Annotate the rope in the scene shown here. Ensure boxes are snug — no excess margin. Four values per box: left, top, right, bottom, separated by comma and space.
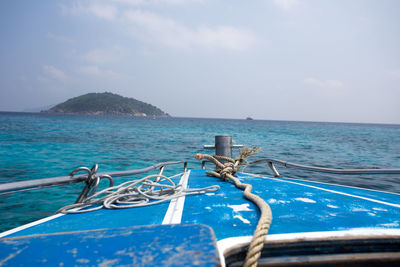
57, 172, 220, 214
195, 153, 272, 267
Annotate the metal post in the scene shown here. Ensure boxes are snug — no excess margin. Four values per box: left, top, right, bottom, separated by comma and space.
215, 135, 232, 159
268, 161, 281, 177
203, 135, 243, 166
155, 166, 165, 182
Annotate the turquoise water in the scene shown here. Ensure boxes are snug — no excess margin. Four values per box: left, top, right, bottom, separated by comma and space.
0, 112, 399, 232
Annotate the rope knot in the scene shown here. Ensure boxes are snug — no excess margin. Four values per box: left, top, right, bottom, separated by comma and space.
219, 164, 234, 181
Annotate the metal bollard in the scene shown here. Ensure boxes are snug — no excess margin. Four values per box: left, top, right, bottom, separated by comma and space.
215, 135, 233, 159
204, 135, 243, 164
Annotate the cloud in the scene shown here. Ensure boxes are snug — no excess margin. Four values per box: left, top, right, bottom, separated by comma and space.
61, 1, 118, 20
61, 0, 201, 20
273, 0, 298, 10
124, 10, 257, 50
303, 77, 343, 88
61, 1, 257, 51
42, 65, 69, 82
84, 47, 124, 64
78, 65, 132, 80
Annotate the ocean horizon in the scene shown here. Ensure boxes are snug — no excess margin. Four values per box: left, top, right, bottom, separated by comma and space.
1, 110, 399, 126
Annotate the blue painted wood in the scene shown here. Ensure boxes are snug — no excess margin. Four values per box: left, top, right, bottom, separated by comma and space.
0, 224, 220, 266
4, 170, 400, 241
281, 176, 400, 202
6, 200, 171, 238
181, 170, 400, 239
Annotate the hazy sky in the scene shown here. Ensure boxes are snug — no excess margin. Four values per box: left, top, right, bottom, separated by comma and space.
0, 0, 399, 123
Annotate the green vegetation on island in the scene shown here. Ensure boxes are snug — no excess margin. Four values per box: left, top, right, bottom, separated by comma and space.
42, 92, 169, 117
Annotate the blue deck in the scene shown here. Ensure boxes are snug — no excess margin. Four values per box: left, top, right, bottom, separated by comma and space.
184, 170, 400, 239
2, 169, 400, 240
0, 224, 220, 266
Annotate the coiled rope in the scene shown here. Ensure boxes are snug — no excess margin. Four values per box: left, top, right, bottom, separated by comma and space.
195, 153, 272, 267
57, 172, 220, 214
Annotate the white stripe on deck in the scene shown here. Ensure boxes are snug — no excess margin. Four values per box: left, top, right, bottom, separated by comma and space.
162, 170, 190, 225
242, 172, 400, 196
0, 213, 65, 238
270, 177, 400, 208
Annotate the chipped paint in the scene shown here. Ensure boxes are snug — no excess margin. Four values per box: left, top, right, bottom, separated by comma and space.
211, 204, 225, 208
0, 246, 26, 265
373, 207, 388, 211
380, 222, 399, 227
351, 207, 369, 212
269, 199, 290, 204
0, 224, 220, 266
67, 248, 78, 257
279, 214, 295, 219
271, 176, 400, 208
268, 198, 277, 204
327, 204, 339, 209
233, 215, 250, 224
295, 198, 316, 203
221, 214, 230, 220
227, 204, 252, 212
98, 259, 119, 267
76, 258, 90, 263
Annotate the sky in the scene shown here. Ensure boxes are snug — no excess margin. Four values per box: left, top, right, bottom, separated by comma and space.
0, 0, 399, 124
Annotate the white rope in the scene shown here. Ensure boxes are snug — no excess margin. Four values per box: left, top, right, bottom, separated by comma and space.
57, 172, 220, 214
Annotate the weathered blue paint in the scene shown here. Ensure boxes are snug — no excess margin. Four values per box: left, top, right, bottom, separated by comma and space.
0, 224, 220, 266
280, 176, 400, 203
5, 201, 171, 238
3, 170, 400, 241
181, 170, 400, 239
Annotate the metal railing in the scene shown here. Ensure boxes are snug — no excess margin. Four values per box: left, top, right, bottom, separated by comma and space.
0, 161, 186, 195
246, 158, 400, 177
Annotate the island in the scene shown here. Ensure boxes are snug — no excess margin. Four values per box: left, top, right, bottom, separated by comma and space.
41, 92, 169, 117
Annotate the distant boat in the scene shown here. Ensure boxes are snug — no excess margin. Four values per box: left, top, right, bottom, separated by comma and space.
246, 117, 253, 120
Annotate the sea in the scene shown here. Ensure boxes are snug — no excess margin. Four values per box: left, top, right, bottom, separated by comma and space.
0, 112, 399, 233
